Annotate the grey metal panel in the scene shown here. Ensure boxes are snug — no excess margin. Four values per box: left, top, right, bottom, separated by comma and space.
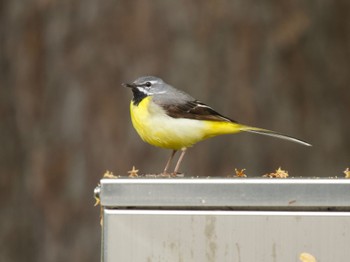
102, 210, 350, 262
99, 178, 350, 210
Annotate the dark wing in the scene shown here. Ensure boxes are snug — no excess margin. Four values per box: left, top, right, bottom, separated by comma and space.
161, 100, 237, 123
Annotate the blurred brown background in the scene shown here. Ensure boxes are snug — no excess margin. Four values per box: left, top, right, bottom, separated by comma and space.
1, 1, 349, 261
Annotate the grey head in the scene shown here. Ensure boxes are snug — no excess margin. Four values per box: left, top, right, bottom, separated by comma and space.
123, 76, 194, 105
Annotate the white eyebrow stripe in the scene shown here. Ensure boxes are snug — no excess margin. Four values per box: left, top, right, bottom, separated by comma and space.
146, 80, 159, 85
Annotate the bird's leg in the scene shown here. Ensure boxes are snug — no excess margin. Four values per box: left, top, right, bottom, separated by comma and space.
163, 150, 177, 175
173, 148, 187, 176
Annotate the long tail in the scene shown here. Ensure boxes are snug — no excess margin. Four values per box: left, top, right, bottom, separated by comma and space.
240, 126, 311, 146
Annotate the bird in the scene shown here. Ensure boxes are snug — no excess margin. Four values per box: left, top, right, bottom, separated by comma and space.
123, 76, 311, 175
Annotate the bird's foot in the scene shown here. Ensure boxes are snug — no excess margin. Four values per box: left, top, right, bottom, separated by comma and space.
159, 172, 185, 178
159, 172, 172, 177
171, 172, 185, 178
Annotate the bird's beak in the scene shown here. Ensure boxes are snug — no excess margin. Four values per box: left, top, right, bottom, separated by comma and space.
122, 82, 137, 88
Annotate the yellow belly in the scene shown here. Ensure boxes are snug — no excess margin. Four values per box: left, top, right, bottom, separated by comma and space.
130, 96, 243, 150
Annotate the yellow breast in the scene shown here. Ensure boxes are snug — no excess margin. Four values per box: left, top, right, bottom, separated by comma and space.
130, 96, 243, 150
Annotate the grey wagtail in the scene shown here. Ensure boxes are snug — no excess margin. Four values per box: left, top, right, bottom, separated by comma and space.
123, 76, 311, 175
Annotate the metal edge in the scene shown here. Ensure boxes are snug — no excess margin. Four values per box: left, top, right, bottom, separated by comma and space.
99, 178, 350, 210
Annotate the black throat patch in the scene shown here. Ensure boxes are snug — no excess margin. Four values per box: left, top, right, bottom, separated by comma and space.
132, 88, 147, 106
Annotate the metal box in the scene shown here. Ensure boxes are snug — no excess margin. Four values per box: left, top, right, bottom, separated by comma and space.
97, 178, 350, 261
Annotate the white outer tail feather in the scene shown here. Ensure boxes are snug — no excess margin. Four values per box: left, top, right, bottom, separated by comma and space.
243, 128, 311, 147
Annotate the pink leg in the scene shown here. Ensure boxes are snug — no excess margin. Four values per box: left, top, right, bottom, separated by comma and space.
163, 150, 177, 175
173, 148, 187, 175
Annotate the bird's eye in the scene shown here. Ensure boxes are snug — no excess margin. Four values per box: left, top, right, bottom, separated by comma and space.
145, 82, 152, 87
